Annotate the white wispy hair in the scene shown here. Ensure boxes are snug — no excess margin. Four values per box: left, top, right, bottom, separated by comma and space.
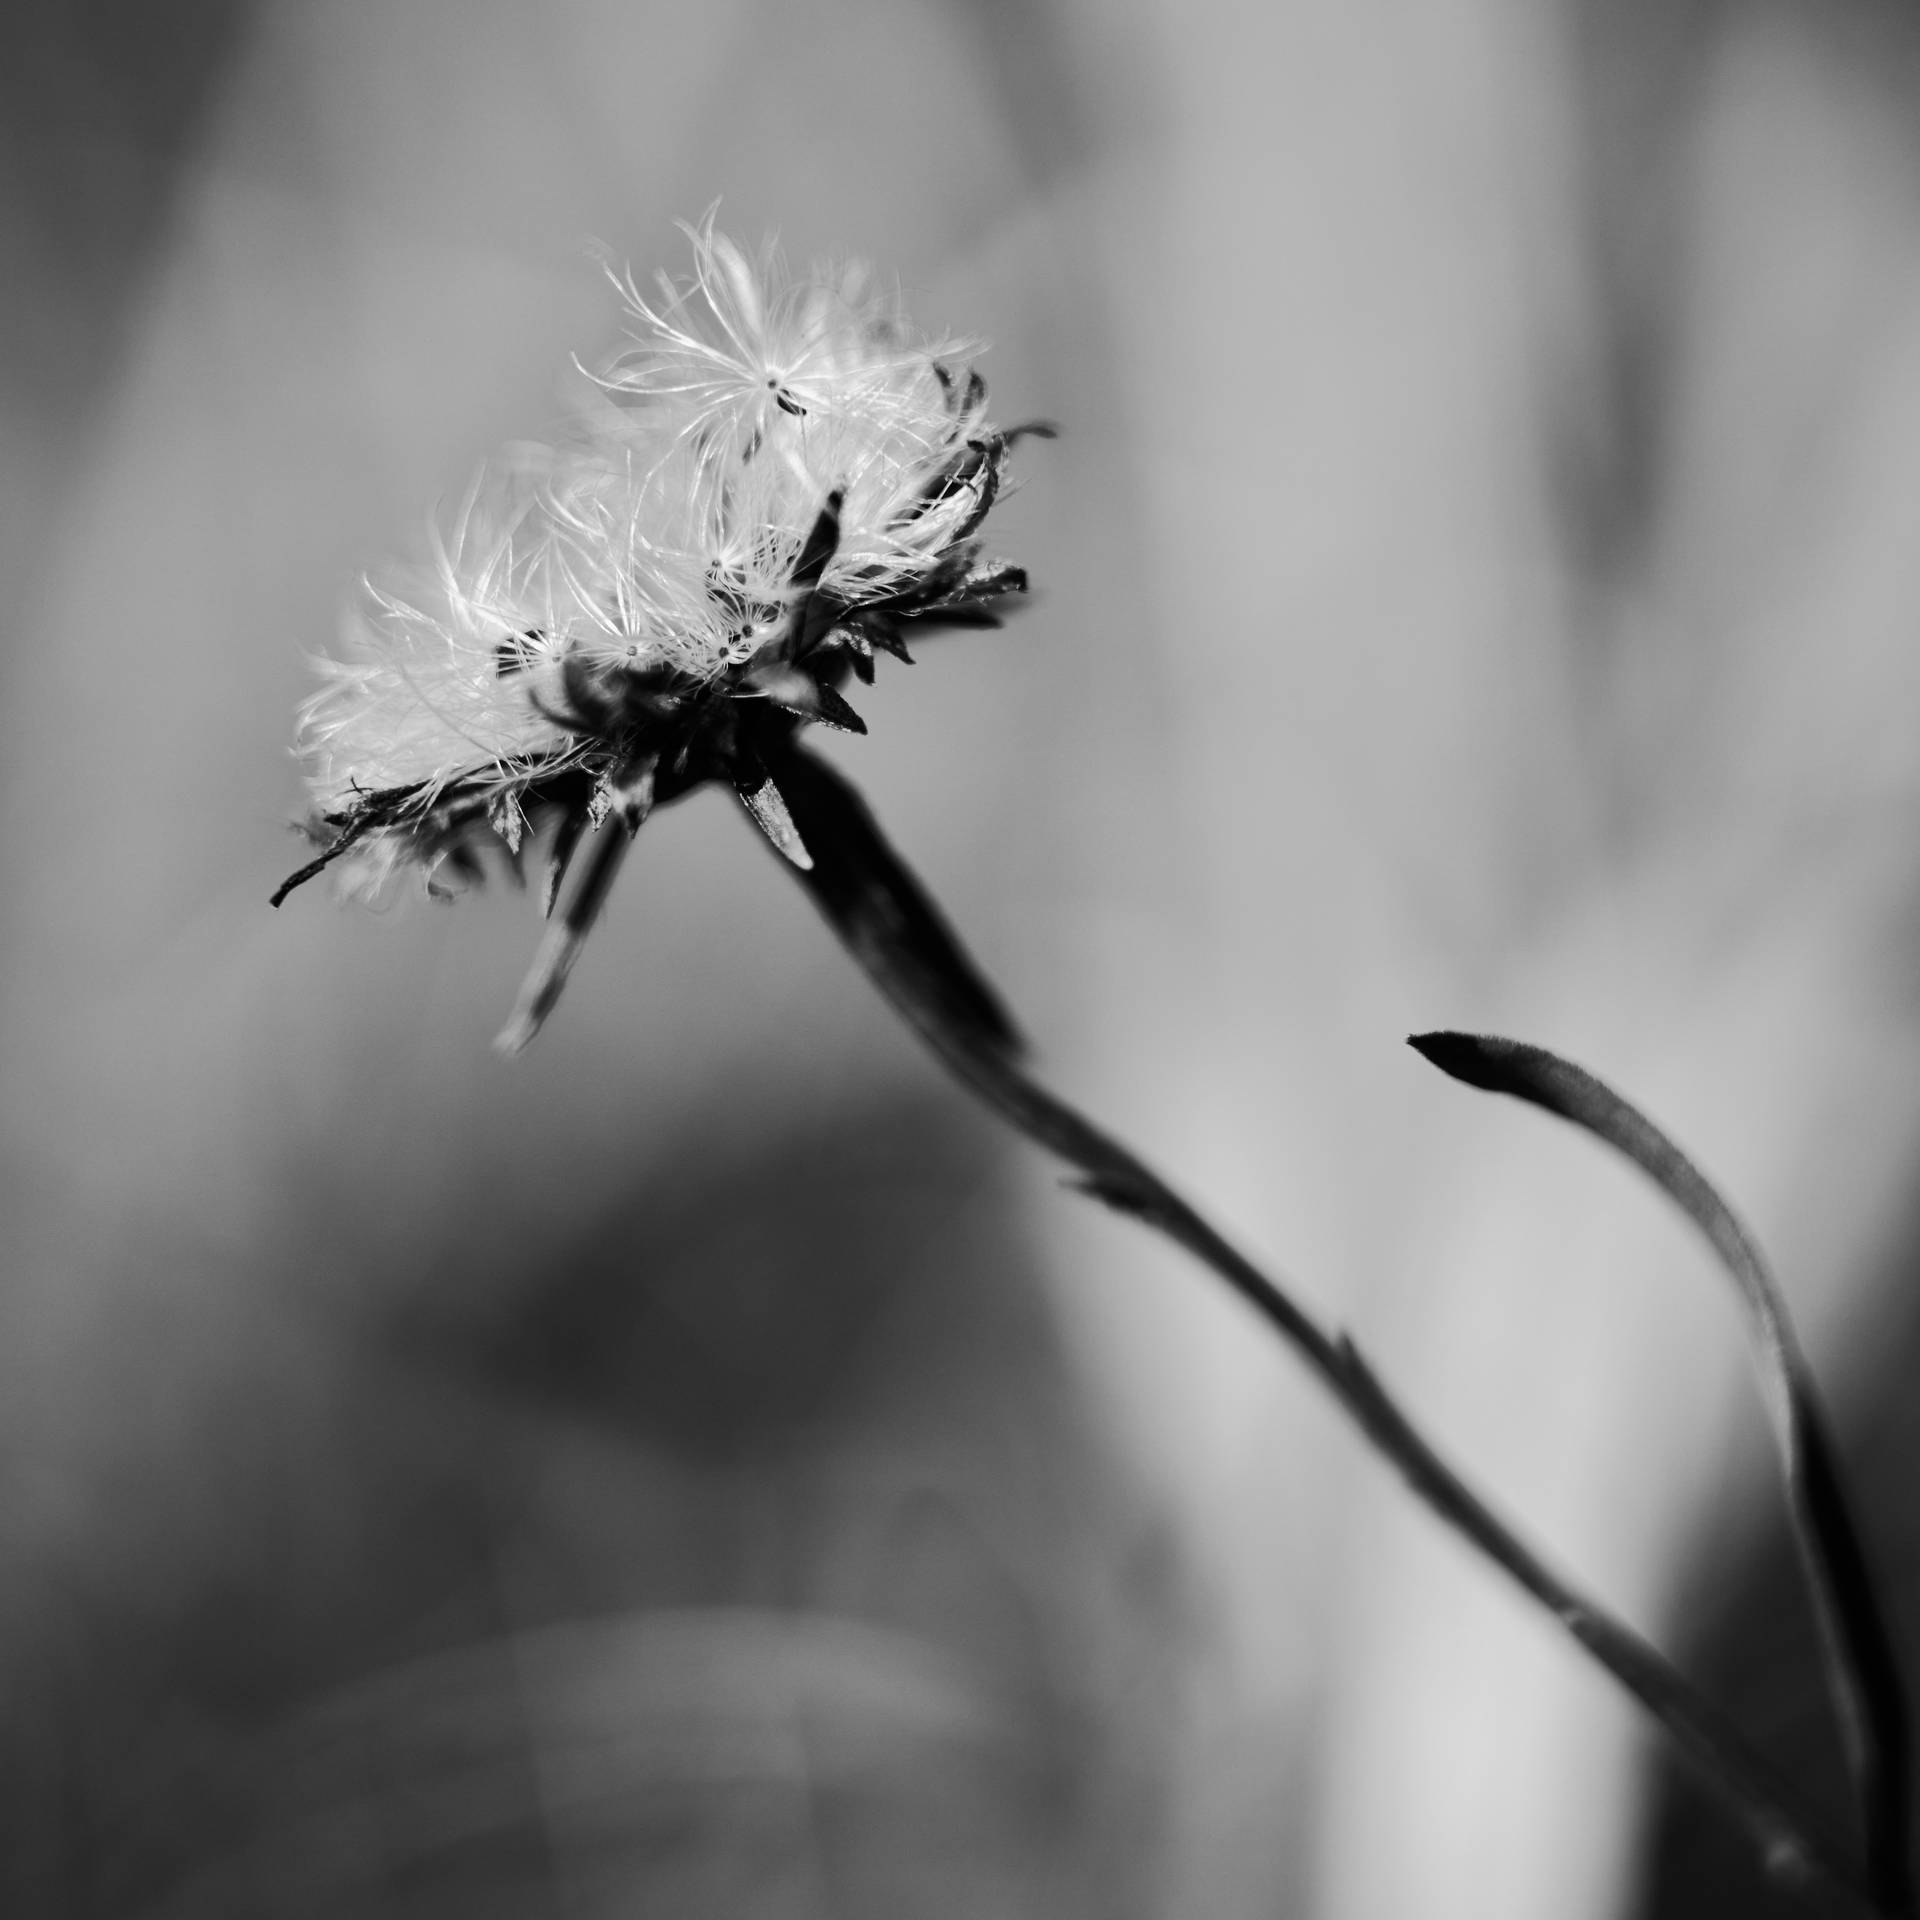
296, 216, 994, 828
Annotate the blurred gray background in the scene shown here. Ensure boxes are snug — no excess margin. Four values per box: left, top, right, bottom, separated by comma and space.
7, 1, 1920, 1914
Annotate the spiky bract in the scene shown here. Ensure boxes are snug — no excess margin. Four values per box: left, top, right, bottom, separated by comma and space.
277, 217, 1046, 1042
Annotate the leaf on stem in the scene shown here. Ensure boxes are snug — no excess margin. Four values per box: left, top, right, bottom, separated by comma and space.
1408, 1029, 1912, 1912
493, 809, 640, 1054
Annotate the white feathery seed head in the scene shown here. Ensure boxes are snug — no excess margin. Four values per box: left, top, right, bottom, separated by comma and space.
279, 212, 1046, 1041
298, 217, 995, 820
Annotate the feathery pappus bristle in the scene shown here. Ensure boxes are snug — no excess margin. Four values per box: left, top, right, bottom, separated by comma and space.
278, 210, 1047, 1044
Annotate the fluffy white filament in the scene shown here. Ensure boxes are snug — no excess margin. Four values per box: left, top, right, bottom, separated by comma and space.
298, 217, 990, 816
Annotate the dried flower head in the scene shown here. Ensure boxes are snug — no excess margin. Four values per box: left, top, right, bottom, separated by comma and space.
276, 216, 1049, 1050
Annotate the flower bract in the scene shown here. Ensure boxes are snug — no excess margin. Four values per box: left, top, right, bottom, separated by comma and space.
276, 216, 1047, 1048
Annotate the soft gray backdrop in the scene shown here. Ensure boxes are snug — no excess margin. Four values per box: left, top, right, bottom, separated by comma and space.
7, 3, 1920, 1915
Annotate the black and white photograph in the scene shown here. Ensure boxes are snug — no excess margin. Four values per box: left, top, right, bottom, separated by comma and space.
7, 3, 1920, 1914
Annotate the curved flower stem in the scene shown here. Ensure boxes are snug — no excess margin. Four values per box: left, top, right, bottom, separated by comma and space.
892, 980, 1875, 1908
757, 735, 1900, 1917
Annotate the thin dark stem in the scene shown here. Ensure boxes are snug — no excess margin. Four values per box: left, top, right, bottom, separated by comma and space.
758, 736, 1902, 1916
891, 987, 1874, 1909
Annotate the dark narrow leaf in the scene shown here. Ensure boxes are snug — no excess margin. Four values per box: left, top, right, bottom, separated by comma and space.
808, 679, 867, 735
1409, 1029, 1912, 1912
797, 601, 844, 660
494, 812, 638, 1054
784, 488, 845, 662
902, 607, 1005, 636
743, 662, 866, 733
1066, 1167, 1179, 1231
755, 739, 1023, 1064
790, 490, 843, 592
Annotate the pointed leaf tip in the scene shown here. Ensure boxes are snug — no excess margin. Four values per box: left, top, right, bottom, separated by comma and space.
1409, 1022, 1914, 1897
1407, 1030, 1514, 1092
492, 807, 641, 1050
811, 680, 867, 735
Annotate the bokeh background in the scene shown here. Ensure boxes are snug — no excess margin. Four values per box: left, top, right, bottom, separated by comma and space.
8, 1, 1920, 1914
